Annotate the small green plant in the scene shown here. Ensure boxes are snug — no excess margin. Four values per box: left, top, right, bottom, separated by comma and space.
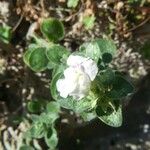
67, 0, 79, 8
23, 18, 134, 149
0, 24, 12, 43
83, 15, 95, 30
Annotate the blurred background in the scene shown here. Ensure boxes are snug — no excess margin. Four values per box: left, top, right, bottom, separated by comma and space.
0, 0, 150, 149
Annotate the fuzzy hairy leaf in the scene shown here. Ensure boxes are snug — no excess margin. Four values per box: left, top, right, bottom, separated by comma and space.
41, 18, 64, 42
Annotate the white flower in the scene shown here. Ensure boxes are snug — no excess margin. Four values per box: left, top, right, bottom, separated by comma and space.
56, 55, 98, 100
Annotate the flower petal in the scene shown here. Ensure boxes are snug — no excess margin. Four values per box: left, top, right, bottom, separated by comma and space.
56, 79, 69, 98
67, 55, 87, 66
82, 59, 98, 81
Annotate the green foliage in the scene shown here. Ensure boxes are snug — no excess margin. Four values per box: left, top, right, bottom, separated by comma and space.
27, 121, 46, 139
41, 18, 65, 42
79, 41, 101, 63
107, 75, 134, 99
46, 101, 60, 114
81, 111, 96, 122
96, 101, 122, 127
96, 38, 117, 56
29, 47, 48, 72
25, 101, 60, 149
97, 70, 134, 98
57, 95, 96, 113
23, 18, 134, 149
27, 100, 42, 113
46, 45, 70, 65
0, 25, 12, 43
83, 15, 95, 30
102, 53, 113, 63
67, 0, 79, 8
23, 45, 36, 66
79, 38, 117, 63
23, 19, 69, 71
97, 69, 115, 88
44, 126, 58, 150
23, 45, 48, 72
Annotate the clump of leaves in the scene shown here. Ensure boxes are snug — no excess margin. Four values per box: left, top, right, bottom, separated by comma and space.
23, 18, 134, 149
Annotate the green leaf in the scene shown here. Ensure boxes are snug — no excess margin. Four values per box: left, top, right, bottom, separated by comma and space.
57, 92, 97, 113
29, 47, 48, 72
46, 45, 70, 65
28, 122, 46, 139
96, 38, 117, 56
50, 64, 66, 100
51, 72, 63, 100
102, 53, 113, 63
46, 101, 60, 114
57, 97, 75, 110
79, 41, 101, 63
83, 15, 95, 29
96, 71, 134, 99
96, 101, 122, 127
41, 18, 65, 42
0, 25, 12, 43
39, 112, 59, 125
97, 69, 115, 88
27, 101, 42, 113
20, 145, 34, 150
67, 0, 79, 8
23, 47, 35, 66
79, 39, 116, 63
107, 75, 134, 99
45, 127, 58, 149
47, 61, 56, 70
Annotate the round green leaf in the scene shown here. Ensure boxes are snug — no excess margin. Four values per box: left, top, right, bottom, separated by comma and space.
95, 38, 117, 56
29, 47, 48, 72
27, 101, 42, 113
40, 18, 65, 42
96, 69, 115, 88
46, 45, 69, 65
46, 101, 60, 114
23, 44, 38, 66
79, 41, 101, 63
102, 53, 113, 63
